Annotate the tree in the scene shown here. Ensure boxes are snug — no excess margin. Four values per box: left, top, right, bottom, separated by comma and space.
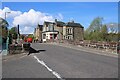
100, 25, 108, 41
0, 27, 8, 39
106, 23, 118, 42
84, 17, 104, 41
20, 35, 25, 40
8, 33, 12, 44
0, 17, 9, 39
84, 29, 89, 40
87, 17, 103, 33
27, 34, 34, 38
9, 27, 17, 39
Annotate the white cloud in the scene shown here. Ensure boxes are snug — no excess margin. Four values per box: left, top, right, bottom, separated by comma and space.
24, 26, 30, 32
12, 9, 56, 34
0, 7, 22, 19
19, 26, 33, 34
0, 7, 64, 34
13, 9, 54, 26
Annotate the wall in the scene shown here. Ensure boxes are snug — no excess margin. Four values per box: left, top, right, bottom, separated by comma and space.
35, 26, 42, 41
63, 26, 66, 39
54, 25, 63, 40
73, 27, 84, 41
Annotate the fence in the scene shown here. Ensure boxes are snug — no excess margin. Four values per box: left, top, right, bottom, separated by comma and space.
60, 40, 119, 54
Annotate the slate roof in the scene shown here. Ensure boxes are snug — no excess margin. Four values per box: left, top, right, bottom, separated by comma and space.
55, 19, 84, 28
38, 24, 43, 27
44, 21, 55, 25
37, 24, 43, 30
56, 21, 65, 27
44, 20, 84, 28
66, 22, 84, 28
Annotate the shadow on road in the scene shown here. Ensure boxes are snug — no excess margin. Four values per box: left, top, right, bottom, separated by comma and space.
28, 47, 46, 55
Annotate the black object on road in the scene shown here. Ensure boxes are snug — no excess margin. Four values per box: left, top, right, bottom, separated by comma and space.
27, 47, 39, 55
27, 47, 46, 55
23, 42, 30, 51
23, 42, 31, 55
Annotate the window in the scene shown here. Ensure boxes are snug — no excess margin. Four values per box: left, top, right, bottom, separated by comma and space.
66, 29, 68, 34
67, 35, 73, 40
48, 25, 51, 31
66, 36, 68, 39
69, 28, 71, 34
68, 36, 70, 39
69, 28, 73, 34
43, 34, 46, 39
67, 28, 72, 34
68, 28, 70, 34
48, 24, 54, 31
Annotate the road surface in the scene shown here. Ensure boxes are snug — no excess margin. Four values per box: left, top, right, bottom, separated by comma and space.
2, 43, 118, 79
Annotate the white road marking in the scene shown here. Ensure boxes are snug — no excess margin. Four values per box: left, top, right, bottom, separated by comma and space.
33, 55, 65, 80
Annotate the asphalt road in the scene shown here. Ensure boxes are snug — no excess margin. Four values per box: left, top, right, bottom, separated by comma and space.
2, 43, 118, 78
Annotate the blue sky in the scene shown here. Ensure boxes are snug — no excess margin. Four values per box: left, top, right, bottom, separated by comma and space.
0, 2, 118, 34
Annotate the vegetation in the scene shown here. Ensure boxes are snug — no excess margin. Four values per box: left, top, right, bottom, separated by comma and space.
27, 34, 34, 39
0, 17, 9, 39
84, 17, 118, 42
20, 35, 25, 40
0, 17, 9, 45
9, 27, 18, 39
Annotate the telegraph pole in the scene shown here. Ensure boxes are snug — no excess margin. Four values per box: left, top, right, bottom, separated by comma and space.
5, 11, 10, 54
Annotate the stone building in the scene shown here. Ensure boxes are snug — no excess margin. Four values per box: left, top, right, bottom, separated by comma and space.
54, 19, 65, 40
64, 21, 84, 41
42, 19, 84, 42
34, 24, 43, 42
42, 21, 58, 42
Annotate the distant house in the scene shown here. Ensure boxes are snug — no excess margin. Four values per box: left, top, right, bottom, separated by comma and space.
34, 24, 43, 42
42, 21, 58, 42
42, 19, 84, 42
64, 21, 84, 41
54, 19, 65, 40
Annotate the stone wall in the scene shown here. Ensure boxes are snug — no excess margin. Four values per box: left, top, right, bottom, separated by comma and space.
35, 26, 42, 41
54, 25, 63, 40
73, 27, 84, 41
9, 44, 23, 54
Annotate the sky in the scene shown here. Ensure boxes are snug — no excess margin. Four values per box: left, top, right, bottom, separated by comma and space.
0, 2, 118, 34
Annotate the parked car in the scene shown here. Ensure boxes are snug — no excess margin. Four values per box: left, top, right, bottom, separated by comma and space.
27, 38, 33, 43
24, 38, 33, 43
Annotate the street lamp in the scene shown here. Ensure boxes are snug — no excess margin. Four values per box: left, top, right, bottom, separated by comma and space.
5, 12, 11, 20
5, 11, 11, 54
